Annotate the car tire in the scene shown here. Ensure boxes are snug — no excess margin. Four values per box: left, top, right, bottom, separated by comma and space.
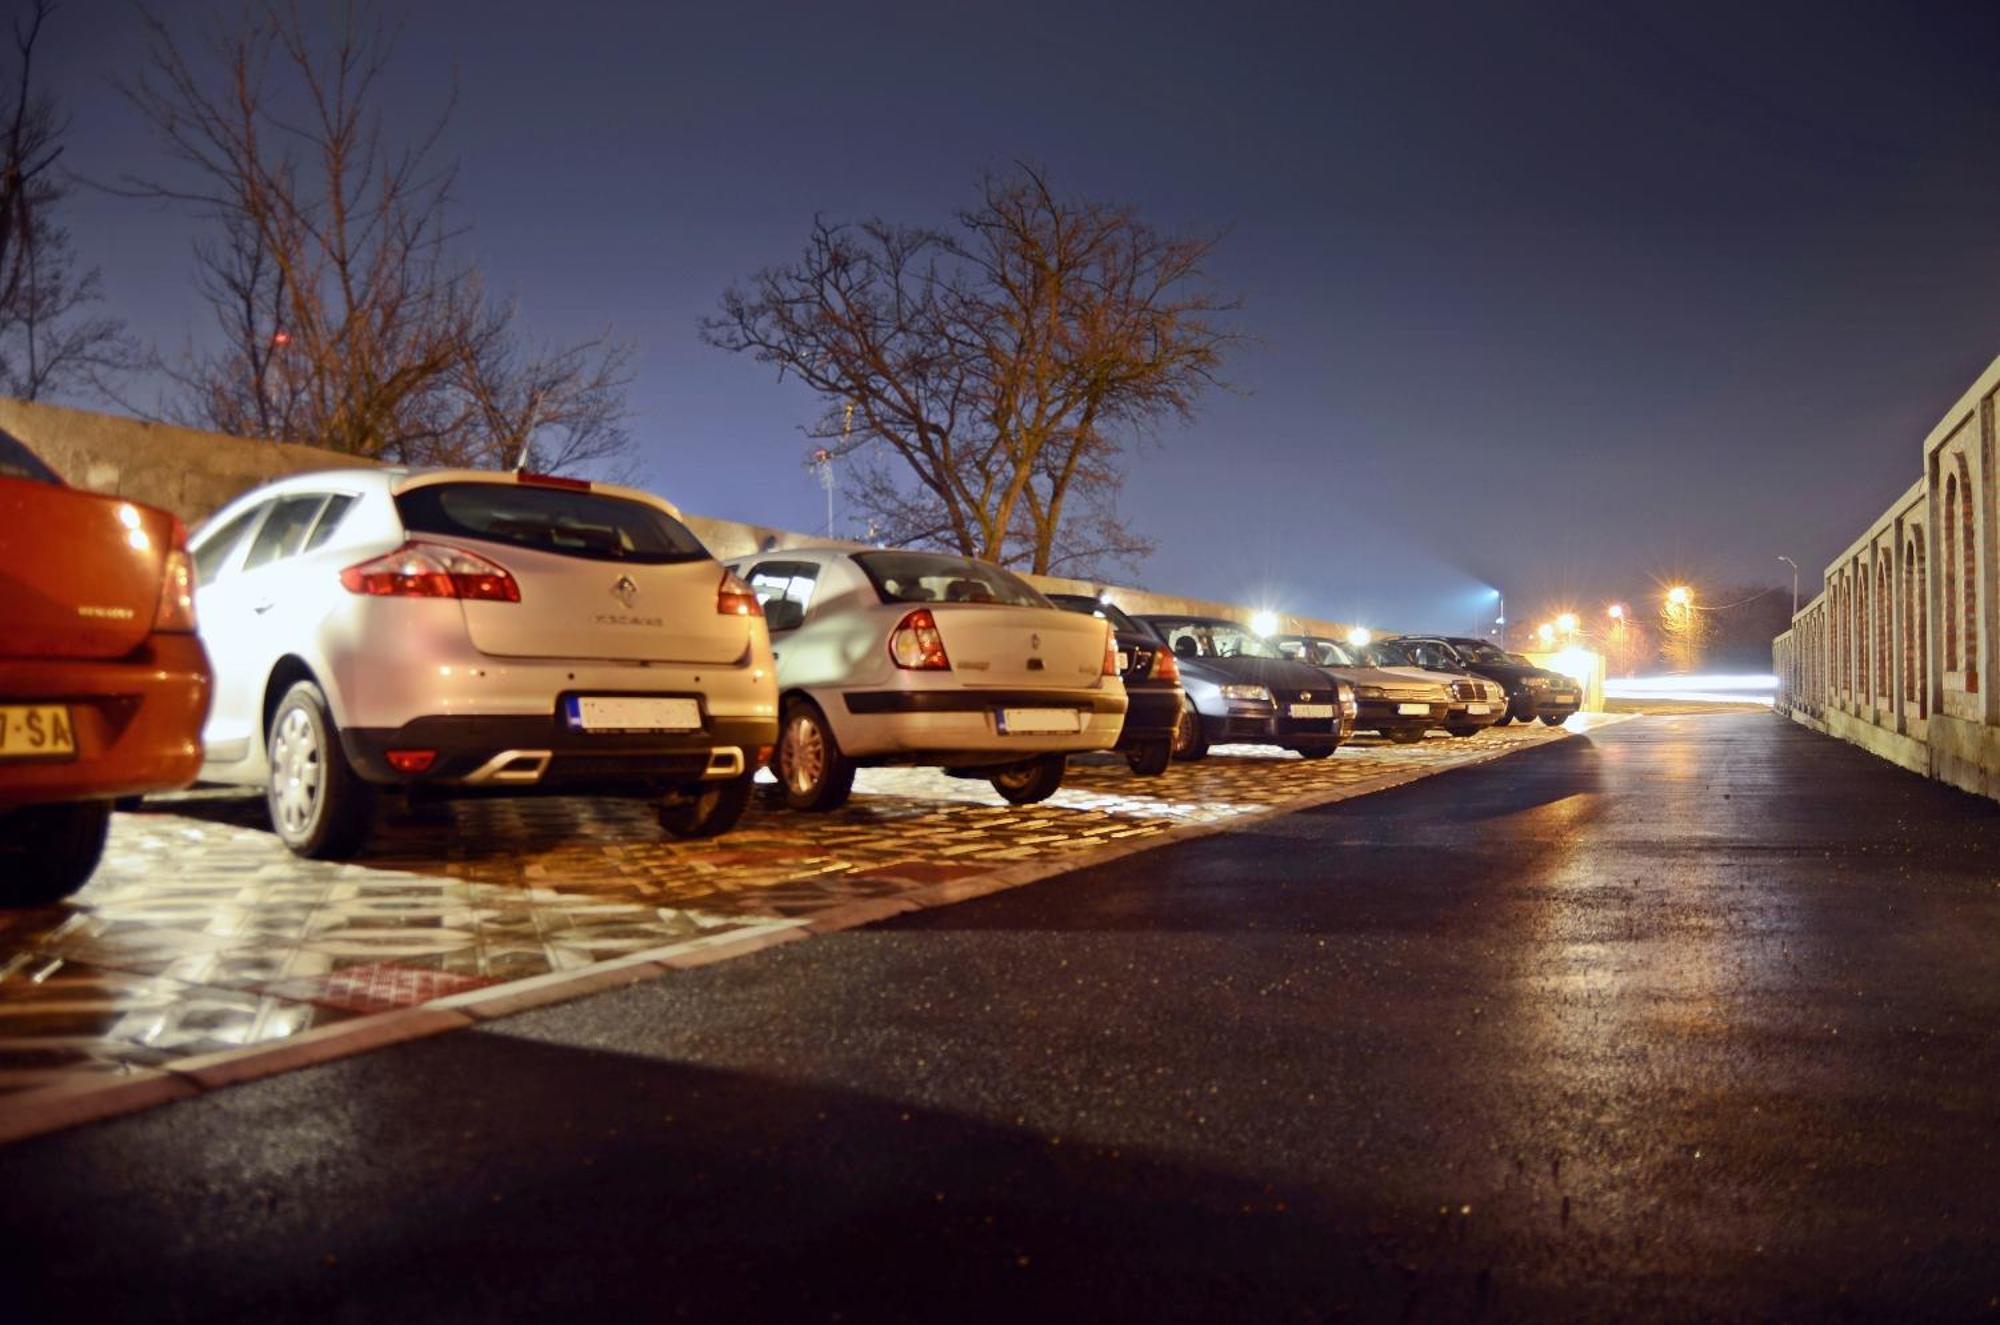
1508, 700, 1536, 724
1125, 737, 1174, 777
0, 801, 111, 907
1490, 711, 1513, 726
1541, 713, 1568, 727
990, 753, 1067, 804
1172, 697, 1209, 762
1387, 728, 1425, 745
1291, 745, 1335, 760
267, 680, 375, 859
777, 698, 855, 812
1445, 726, 1481, 738
659, 770, 757, 839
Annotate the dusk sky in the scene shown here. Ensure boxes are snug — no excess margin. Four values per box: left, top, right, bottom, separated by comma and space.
41, 0, 2000, 634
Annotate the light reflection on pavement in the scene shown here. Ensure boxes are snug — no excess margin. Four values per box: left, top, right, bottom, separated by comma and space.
0, 718, 1613, 1097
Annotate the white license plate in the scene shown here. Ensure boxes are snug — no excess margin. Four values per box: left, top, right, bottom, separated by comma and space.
999, 708, 1080, 734
1289, 703, 1335, 719
1397, 702, 1430, 715
1466, 703, 1489, 715
0, 704, 75, 760
567, 696, 701, 732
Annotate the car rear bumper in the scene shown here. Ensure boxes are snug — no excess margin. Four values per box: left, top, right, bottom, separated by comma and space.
1114, 685, 1181, 748
0, 635, 211, 807
341, 712, 778, 790
833, 687, 1125, 761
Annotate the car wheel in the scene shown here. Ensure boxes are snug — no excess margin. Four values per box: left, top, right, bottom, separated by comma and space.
1490, 711, 1513, 726
990, 753, 1067, 805
1445, 726, 1481, 738
1124, 737, 1174, 777
1172, 697, 1209, 762
659, 770, 757, 839
267, 680, 375, 859
1541, 713, 1569, 727
1508, 700, 1536, 724
1387, 728, 1425, 745
0, 801, 111, 907
1291, 745, 1335, 760
777, 698, 855, 812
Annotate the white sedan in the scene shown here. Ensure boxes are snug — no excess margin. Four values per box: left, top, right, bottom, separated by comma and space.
727, 548, 1126, 807
189, 468, 778, 856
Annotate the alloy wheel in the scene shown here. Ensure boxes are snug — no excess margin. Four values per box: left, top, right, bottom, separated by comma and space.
782, 712, 826, 796
270, 705, 323, 837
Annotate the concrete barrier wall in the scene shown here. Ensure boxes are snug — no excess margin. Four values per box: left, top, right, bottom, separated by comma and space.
6, 397, 1371, 644
1773, 351, 2000, 800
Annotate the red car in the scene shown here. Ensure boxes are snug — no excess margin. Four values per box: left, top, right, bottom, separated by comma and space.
0, 431, 212, 906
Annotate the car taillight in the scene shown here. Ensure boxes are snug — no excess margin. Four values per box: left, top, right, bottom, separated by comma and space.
718, 568, 763, 617
1102, 624, 1120, 676
888, 608, 950, 670
1150, 646, 1179, 683
339, 541, 521, 602
154, 548, 198, 632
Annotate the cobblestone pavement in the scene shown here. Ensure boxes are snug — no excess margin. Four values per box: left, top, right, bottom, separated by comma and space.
0, 719, 1607, 1098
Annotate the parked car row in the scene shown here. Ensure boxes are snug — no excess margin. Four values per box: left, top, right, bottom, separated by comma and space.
1, 445, 1583, 905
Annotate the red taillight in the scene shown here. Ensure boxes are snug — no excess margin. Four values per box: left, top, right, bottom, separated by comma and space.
517, 472, 592, 491
386, 749, 437, 774
889, 608, 950, 670
1102, 624, 1120, 677
718, 568, 763, 617
339, 541, 521, 602
154, 548, 198, 632
1150, 646, 1179, 683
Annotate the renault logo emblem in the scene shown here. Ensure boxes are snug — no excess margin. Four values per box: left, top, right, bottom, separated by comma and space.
1301, 691, 1311, 701
611, 575, 639, 608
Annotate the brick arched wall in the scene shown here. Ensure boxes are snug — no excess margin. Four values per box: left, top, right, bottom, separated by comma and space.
1945, 472, 1961, 673
1960, 452, 1979, 693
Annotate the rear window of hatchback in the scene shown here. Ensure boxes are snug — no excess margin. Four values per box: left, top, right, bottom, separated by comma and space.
395, 482, 709, 565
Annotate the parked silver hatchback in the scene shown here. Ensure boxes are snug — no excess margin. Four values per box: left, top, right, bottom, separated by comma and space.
189, 468, 779, 856
727, 548, 1126, 807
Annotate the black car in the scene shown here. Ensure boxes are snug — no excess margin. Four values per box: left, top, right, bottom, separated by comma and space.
1047, 594, 1184, 775
1393, 635, 1582, 726
1136, 615, 1356, 760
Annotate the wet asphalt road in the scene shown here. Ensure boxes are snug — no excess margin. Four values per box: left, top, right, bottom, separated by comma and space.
8, 712, 2000, 1323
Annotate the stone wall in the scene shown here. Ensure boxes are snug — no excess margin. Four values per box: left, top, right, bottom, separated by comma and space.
1, 396, 378, 526
1773, 350, 2000, 799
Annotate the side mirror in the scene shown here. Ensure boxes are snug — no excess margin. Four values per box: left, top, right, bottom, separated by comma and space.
764, 598, 805, 632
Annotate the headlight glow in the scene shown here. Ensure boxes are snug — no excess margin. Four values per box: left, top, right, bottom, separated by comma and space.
1220, 684, 1273, 704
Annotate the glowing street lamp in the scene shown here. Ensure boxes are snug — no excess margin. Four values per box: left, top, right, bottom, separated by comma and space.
1667, 585, 1692, 608
1347, 626, 1373, 648
1249, 609, 1280, 637
1607, 603, 1624, 621
1536, 622, 1556, 646
1555, 611, 1579, 636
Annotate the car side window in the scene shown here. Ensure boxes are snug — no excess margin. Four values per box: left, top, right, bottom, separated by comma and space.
191, 503, 269, 586
746, 560, 820, 632
301, 493, 357, 552
241, 495, 331, 572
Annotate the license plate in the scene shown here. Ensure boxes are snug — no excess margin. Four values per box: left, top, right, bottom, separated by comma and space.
566, 696, 701, 732
1397, 702, 1430, 715
1552, 691, 1576, 702
1289, 703, 1334, 719
0, 704, 76, 760
1466, 703, 1489, 715
998, 708, 1080, 734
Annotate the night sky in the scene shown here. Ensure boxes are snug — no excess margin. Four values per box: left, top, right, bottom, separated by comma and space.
41, 0, 2000, 633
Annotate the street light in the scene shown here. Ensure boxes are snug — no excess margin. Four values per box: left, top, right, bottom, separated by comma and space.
1249, 609, 1280, 637
1778, 556, 1798, 618
1607, 603, 1624, 621
1667, 585, 1691, 608
1347, 626, 1373, 648
1556, 611, 1579, 636
1536, 622, 1556, 646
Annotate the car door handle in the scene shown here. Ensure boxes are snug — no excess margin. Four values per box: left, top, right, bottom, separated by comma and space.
252, 600, 275, 614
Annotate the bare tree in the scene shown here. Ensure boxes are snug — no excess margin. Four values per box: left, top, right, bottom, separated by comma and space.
119, 2, 628, 470
706, 166, 1236, 578
0, 1, 136, 400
